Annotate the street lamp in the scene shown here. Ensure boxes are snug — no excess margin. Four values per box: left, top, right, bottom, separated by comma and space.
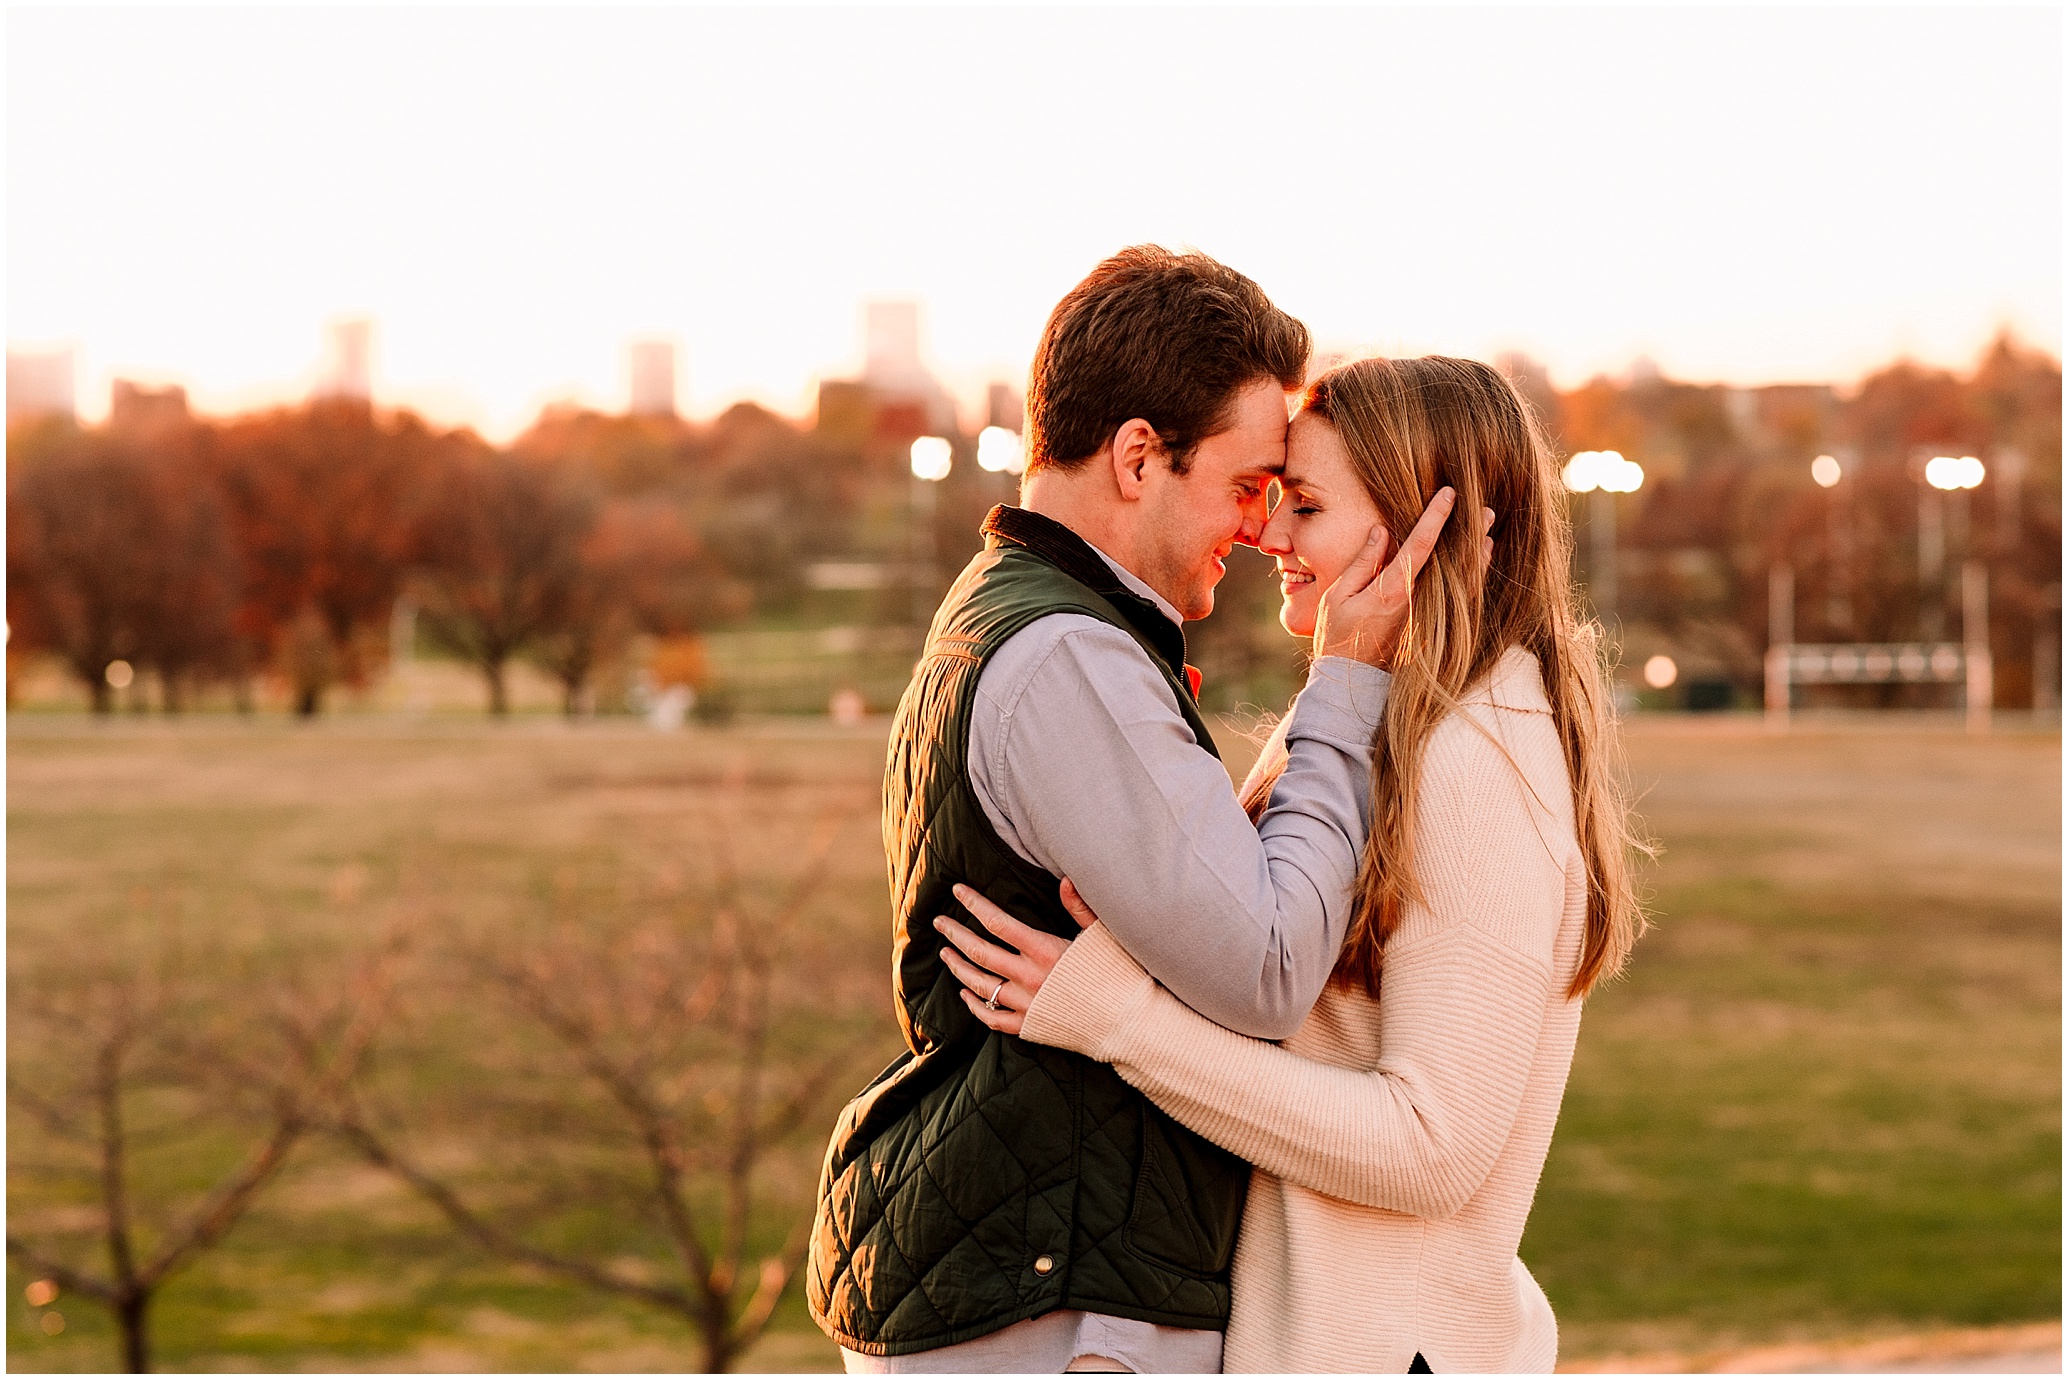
1810, 455, 1853, 633
1561, 450, 1643, 621
1919, 454, 1984, 639
909, 437, 953, 625
1925, 455, 1985, 492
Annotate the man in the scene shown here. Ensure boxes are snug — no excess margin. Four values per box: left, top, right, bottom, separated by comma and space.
808, 247, 1452, 1372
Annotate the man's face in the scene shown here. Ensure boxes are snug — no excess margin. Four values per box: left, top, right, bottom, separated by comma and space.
1133, 377, 1289, 620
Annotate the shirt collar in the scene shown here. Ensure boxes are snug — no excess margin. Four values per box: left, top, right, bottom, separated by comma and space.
1080, 538, 1183, 627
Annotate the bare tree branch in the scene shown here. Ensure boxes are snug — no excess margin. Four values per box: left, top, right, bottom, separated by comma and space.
7, 917, 416, 1372
4, 1237, 119, 1306
331, 1111, 696, 1316
328, 801, 860, 1371
729, 1217, 813, 1353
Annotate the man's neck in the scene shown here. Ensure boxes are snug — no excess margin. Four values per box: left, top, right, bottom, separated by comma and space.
1020, 472, 1155, 601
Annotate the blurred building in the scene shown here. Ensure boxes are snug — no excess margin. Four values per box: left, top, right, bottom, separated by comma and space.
865, 302, 922, 384
816, 299, 958, 443
628, 340, 678, 418
108, 379, 191, 432
985, 382, 1024, 434
7, 347, 75, 424
316, 319, 373, 400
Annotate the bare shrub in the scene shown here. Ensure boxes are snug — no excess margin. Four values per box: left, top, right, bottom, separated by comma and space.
6, 919, 409, 1371
335, 802, 867, 1371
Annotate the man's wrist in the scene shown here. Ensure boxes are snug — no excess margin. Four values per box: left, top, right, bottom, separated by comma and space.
1289, 657, 1392, 747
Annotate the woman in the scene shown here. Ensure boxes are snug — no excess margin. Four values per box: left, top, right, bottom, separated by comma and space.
934, 356, 1648, 1373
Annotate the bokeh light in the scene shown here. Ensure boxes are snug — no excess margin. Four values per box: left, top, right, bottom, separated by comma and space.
1563, 450, 1645, 494
1925, 455, 1985, 491
1811, 454, 1843, 487
104, 659, 134, 689
909, 436, 953, 482
1643, 655, 1680, 689
975, 426, 1024, 474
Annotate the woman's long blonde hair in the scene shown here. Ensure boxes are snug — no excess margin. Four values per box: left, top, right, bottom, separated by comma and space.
1244, 356, 1649, 1000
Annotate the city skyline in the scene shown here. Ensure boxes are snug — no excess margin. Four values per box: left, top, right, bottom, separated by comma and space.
8, 7, 2060, 441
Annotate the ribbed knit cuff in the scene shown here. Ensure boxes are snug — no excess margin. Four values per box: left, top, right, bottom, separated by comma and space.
1290, 657, 1392, 749
1021, 924, 1155, 1061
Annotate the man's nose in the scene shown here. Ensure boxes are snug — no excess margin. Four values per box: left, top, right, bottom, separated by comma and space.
1235, 493, 1272, 548
1255, 504, 1291, 556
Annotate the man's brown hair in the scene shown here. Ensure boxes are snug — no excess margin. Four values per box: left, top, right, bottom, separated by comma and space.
1023, 246, 1310, 476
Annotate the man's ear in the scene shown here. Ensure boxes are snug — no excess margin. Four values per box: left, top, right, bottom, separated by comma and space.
1107, 419, 1162, 502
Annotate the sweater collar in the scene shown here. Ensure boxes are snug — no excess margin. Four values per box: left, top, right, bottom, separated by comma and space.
981, 504, 1191, 683
1462, 646, 1554, 714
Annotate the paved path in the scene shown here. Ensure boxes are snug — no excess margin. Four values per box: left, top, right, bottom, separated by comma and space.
1563, 1321, 2059, 1373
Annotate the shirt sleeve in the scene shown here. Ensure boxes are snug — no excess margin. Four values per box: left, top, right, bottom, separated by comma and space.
967, 615, 1388, 1040
1017, 713, 1575, 1218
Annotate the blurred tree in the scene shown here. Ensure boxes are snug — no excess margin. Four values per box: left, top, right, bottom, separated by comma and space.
510, 406, 693, 494
7, 424, 153, 713
7, 422, 239, 713
528, 498, 708, 716
1552, 335, 2060, 708
414, 452, 595, 715
686, 403, 869, 619
5, 923, 405, 1371
335, 810, 865, 1372
212, 401, 446, 715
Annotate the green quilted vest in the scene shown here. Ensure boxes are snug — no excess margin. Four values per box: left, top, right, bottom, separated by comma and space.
807, 504, 1251, 1356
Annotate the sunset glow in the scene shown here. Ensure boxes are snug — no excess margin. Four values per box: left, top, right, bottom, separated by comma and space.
9, 7, 2060, 439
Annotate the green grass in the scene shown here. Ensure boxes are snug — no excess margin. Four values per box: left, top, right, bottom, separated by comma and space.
7, 714, 2059, 1369
1525, 720, 2060, 1358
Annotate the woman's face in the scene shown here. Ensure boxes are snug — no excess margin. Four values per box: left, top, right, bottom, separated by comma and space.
1258, 412, 1386, 639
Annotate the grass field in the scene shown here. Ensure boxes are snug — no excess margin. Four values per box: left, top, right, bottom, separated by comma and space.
6, 711, 2059, 1371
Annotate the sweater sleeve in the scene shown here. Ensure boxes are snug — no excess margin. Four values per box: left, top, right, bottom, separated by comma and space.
970, 618, 1389, 1041
1020, 708, 1575, 1221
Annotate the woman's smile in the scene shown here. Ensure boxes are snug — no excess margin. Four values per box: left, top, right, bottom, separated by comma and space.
1278, 565, 1316, 590
1257, 412, 1387, 639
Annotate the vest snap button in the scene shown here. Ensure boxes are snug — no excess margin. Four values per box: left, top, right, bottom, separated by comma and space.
1033, 1254, 1055, 1276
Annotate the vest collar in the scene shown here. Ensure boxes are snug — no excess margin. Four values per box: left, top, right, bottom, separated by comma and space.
981, 504, 1192, 684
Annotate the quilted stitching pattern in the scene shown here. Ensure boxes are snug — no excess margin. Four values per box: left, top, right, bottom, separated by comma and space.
808, 538, 1247, 1356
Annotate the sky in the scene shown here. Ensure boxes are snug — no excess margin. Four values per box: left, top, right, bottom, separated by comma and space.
7, 6, 2061, 440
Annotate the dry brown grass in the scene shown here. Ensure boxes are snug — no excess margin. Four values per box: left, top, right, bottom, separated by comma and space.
7, 712, 2058, 1371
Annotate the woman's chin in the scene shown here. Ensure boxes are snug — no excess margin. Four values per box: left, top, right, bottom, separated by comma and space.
1279, 604, 1317, 640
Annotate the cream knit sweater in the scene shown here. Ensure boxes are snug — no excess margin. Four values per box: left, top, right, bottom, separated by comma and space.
1021, 648, 1587, 1374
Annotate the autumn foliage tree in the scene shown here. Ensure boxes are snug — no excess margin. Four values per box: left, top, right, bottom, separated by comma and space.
528, 497, 708, 715
1550, 331, 2059, 703
7, 419, 240, 712
412, 451, 596, 715
211, 401, 448, 715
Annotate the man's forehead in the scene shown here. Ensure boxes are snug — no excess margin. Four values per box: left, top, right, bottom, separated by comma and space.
1242, 412, 1291, 477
